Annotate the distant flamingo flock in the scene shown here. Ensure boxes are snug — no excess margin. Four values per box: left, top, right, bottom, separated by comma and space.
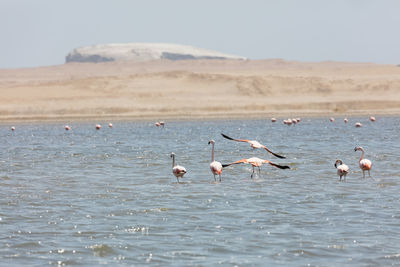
7, 116, 377, 183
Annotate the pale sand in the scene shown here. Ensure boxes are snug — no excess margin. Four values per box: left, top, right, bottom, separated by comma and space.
1, 59, 399, 122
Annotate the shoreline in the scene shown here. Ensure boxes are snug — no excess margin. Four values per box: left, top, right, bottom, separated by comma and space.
0, 110, 398, 125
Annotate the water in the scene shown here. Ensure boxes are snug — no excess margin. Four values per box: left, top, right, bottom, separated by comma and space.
1, 118, 400, 266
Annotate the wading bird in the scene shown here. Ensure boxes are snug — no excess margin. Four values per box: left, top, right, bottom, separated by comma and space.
170, 152, 186, 182
208, 140, 223, 182
334, 159, 349, 181
354, 146, 372, 178
222, 157, 290, 179
221, 133, 285, 159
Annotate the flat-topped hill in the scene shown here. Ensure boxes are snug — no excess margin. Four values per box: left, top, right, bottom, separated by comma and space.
66, 43, 246, 63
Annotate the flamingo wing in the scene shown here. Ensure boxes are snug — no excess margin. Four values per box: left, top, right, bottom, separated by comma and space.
221, 133, 250, 143
260, 145, 286, 159
264, 160, 290, 169
222, 159, 248, 168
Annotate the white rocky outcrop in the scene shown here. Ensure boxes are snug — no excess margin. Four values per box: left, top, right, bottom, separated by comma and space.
66, 43, 246, 63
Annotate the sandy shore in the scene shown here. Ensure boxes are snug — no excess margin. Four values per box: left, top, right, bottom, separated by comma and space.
1, 59, 399, 122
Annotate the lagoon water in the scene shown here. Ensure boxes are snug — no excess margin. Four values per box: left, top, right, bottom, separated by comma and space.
1, 117, 400, 266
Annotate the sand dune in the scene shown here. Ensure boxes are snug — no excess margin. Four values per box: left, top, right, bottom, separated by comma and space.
0, 59, 399, 122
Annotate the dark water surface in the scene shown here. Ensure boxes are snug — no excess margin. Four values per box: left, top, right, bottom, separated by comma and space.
1, 118, 400, 266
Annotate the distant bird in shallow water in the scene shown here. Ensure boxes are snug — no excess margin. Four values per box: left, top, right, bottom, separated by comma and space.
271, 118, 277, 122
155, 122, 161, 127
221, 133, 286, 159
170, 152, 186, 182
11, 126, 15, 131
369, 116, 376, 122
355, 122, 362, 128
108, 123, 113, 128
354, 146, 372, 178
208, 140, 223, 182
96, 124, 102, 130
222, 157, 290, 179
344, 118, 348, 123
330, 117, 335, 122
334, 159, 349, 181
65, 125, 71, 131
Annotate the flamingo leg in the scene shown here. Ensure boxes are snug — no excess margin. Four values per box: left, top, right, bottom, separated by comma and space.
362, 170, 365, 178
213, 174, 216, 182
219, 174, 221, 182
258, 166, 261, 175
344, 174, 347, 182
339, 175, 342, 181
368, 170, 371, 177
176, 177, 180, 183
251, 166, 255, 179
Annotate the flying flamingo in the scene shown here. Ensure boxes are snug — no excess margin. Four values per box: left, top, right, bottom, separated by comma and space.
354, 146, 372, 178
208, 140, 223, 182
221, 133, 286, 159
334, 159, 349, 181
222, 157, 290, 179
170, 152, 187, 182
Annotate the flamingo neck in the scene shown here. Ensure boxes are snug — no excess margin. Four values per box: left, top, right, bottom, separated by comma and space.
172, 155, 176, 167
211, 143, 215, 162
359, 149, 365, 162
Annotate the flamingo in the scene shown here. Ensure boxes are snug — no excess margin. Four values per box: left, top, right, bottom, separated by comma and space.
330, 117, 335, 122
370, 116, 376, 122
96, 124, 102, 130
221, 133, 286, 159
11, 126, 15, 131
170, 152, 187, 182
222, 157, 290, 179
344, 118, 348, 123
208, 140, 223, 182
354, 146, 372, 178
108, 123, 113, 128
159, 121, 165, 127
65, 125, 71, 131
155, 122, 160, 127
334, 159, 349, 181
355, 122, 362, 128
271, 118, 277, 122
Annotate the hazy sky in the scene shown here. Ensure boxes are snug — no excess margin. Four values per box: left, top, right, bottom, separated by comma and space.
1, 0, 400, 68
